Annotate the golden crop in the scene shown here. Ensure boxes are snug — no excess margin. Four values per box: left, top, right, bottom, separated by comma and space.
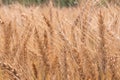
0, 1, 120, 80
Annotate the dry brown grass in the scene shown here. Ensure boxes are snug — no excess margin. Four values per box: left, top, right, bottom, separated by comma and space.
0, 1, 120, 80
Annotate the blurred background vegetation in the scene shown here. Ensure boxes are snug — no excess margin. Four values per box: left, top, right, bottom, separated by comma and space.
1, 0, 120, 7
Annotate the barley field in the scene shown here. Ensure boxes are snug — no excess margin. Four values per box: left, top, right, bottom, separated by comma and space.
0, 1, 120, 80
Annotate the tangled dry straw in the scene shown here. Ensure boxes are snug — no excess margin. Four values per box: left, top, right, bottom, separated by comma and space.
0, 1, 120, 80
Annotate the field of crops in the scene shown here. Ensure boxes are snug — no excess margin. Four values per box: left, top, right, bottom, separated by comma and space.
0, 1, 120, 80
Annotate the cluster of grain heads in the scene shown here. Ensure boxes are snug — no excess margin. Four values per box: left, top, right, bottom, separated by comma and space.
0, 62, 20, 80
